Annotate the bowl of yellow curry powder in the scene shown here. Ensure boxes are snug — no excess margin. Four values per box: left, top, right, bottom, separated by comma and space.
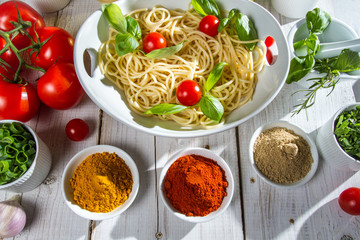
61, 145, 139, 220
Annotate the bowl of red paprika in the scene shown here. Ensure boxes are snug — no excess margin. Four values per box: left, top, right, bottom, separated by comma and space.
159, 147, 234, 223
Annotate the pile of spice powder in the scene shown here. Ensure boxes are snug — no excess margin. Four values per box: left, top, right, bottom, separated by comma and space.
253, 127, 313, 184
70, 152, 133, 213
164, 154, 228, 216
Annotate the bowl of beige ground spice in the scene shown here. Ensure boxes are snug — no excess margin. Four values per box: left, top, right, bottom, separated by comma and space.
249, 121, 319, 188
61, 145, 139, 220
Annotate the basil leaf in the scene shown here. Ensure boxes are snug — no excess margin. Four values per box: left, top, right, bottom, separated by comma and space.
114, 33, 139, 56
306, 8, 331, 35
305, 33, 320, 55
331, 49, 360, 72
102, 3, 127, 34
191, 0, 220, 18
234, 13, 258, 51
205, 62, 227, 92
199, 95, 224, 122
218, 18, 229, 33
126, 16, 141, 40
286, 55, 315, 84
144, 103, 188, 115
145, 41, 185, 59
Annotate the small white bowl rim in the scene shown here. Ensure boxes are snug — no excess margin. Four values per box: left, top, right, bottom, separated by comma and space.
249, 120, 319, 188
61, 145, 140, 220
159, 147, 234, 223
0, 120, 39, 189
288, 17, 359, 58
328, 102, 360, 163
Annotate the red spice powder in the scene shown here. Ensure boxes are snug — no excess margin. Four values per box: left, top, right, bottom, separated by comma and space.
164, 154, 228, 216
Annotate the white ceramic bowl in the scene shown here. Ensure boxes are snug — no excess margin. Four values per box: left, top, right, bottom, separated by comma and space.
249, 121, 319, 188
271, 0, 319, 19
159, 147, 234, 223
27, 0, 71, 13
74, 0, 290, 138
61, 145, 140, 220
316, 103, 360, 171
0, 120, 52, 193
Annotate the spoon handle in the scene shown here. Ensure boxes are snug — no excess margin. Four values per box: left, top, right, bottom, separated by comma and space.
316, 38, 360, 59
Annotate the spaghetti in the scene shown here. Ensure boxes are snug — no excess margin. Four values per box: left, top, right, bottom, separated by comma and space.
99, 6, 266, 128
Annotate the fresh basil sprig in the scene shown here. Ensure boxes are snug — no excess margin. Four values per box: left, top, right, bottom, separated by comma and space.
144, 62, 227, 123
191, 0, 220, 18
306, 8, 331, 35
102, 3, 128, 34
144, 41, 186, 59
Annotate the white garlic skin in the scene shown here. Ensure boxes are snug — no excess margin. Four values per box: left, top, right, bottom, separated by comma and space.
0, 196, 27, 238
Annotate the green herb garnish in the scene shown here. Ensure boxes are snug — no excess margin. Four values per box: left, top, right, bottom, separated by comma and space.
334, 105, 360, 160
145, 62, 227, 122
0, 122, 36, 185
287, 8, 360, 115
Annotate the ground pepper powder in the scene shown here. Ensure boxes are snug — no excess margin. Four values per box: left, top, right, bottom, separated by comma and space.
70, 152, 133, 213
253, 127, 313, 184
164, 154, 228, 216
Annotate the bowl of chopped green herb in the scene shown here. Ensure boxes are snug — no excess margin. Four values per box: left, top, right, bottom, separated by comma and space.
0, 120, 52, 192
316, 103, 360, 171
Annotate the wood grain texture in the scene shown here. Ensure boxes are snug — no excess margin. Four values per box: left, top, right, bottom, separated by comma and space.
0, 0, 359, 239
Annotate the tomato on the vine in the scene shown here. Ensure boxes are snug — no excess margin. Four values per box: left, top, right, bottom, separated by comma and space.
37, 63, 85, 110
338, 187, 360, 215
65, 118, 89, 141
143, 32, 167, 54
0, 1, 45, 50
199, 15, 219, 37
176, 80, 202, 106
30, 27, 74, 70
0, 37, 20, 72
0, 77, 40, 122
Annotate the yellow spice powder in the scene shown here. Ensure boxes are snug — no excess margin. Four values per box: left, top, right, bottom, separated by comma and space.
70, 152, 133, 213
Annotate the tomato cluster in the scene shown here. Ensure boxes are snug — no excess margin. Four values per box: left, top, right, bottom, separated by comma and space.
0, 1, 84, 122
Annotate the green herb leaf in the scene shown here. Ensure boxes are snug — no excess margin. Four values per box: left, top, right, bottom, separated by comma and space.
126, 16, 142, 40
102, 3, 127, 34
234, 13, 258, 51
114, 33, 139, 56
145, 41, 185, 59
306, 8, 331, 35
191, 0, 220, 18
199, 95, 224, 122
286, 55, 315, 84
218, 9, 239, 33
305, 33, 320, 55
144, 103, 188, 115
331, 49, 360, 72
205, 62, 227, 92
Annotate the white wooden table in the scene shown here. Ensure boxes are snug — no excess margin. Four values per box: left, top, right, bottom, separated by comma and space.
1, 0, 359, 239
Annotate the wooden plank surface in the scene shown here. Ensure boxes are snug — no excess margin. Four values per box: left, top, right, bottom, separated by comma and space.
0, 0, 359, 239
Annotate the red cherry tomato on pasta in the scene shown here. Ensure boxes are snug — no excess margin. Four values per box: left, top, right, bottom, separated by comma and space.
0, 1, 45, 50
265, 36, 275, 48
65, 118, 89, 141
176, 80, 202, 106
338, 187, 360, 215
37, 63, 85, 110
30, 27, 74, 70
143, 32, 167, 54
199, 15, 219, 37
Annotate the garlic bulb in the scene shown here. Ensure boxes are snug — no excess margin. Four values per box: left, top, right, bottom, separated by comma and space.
0, 195, 27, 238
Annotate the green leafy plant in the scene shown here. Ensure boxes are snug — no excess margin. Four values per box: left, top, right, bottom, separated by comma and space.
102, 3, 184, 58
334, 105, 360, 160
286, 8, 360, 114
191, 0, 258, 50
145, 62, 227, 122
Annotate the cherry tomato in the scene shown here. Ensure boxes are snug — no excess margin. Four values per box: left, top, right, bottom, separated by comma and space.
0, 77, 40, 122
65, 118, 89, 141
338, 187, 360, 215
30, 27, 74, 70
37, 63, 85, 110
266, 48, 274, 65
265, 36, 275, 48
0, 37, 20, 72
199, 15, 219, 37
0, 1, 45, 50
176, 80, 202, 106
143, 32, 167, 54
